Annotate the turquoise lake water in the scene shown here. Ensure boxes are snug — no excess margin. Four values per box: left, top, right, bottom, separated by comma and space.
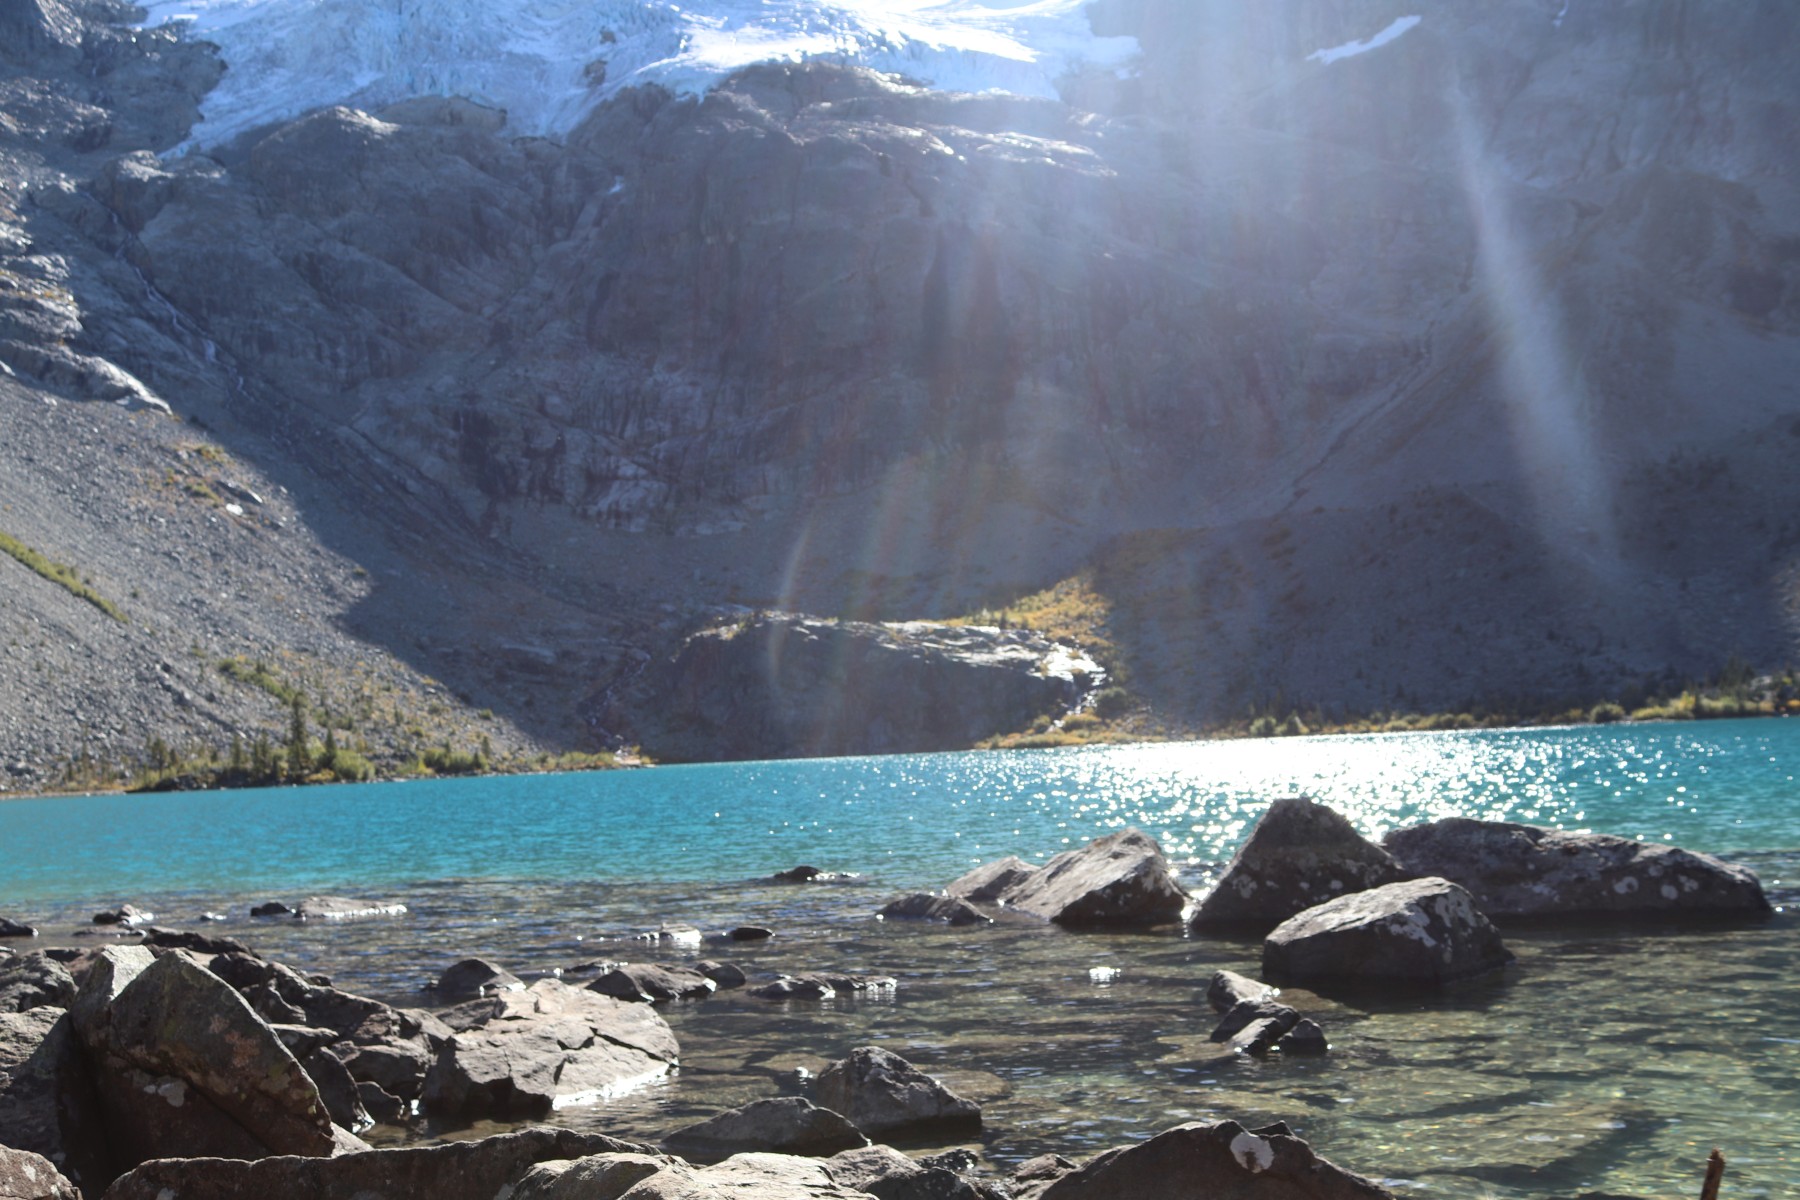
2, 719, 1796, 1200
2, 718, 1797, 905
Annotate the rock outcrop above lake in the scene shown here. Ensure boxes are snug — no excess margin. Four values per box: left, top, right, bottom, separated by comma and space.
1382, 819, 1773, 920
631, 615, 1099, 761
1189, 798, 1406, 932
955, 830, 1188, 927
1263, 878, 1512, 988
1028, 1120, 1394, 1200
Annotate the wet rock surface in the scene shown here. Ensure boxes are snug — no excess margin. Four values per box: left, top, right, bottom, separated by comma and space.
974, 830, 1187, 927
1383, 819, 1773, 920
876, 894, 992, 927
814, 1046, 981, 1139
1263, 878, 1513, 988
421, 978, 679, 1120
1189, 798, 1406, 932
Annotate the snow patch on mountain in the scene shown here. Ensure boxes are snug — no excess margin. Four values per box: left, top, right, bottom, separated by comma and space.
137, 0, 1141, 149
1306, 15, 1422, 65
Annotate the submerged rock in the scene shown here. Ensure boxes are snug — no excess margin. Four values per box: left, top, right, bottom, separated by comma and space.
662, 1097, 868, 1162
1263, 878, 1512, 988
814, 1046, 981, 1138
103, 1128, 655, 1200
1034, 1120, 1394, 1200
750, 973, 897, 1001
1382, 819, 1772, 920
432, 958, 524, 1000
1206, 970, 1277, 1014
996, 830, 1188, 927
295, 896, 408, 921
1189, 798, 1406, 933
877, 893, 992, 926
588, 963, 717, 1004
90, 905, 151, 927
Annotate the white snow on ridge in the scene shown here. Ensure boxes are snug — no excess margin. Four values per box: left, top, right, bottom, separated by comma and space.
1306, 14, 1421, 65
136, 0, 1141, 149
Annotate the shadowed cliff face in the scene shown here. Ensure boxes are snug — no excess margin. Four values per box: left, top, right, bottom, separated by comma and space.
1, 0, 1797, 771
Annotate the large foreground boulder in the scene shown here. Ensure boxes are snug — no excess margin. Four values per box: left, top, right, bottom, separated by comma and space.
75, 950, 338, 1164
964, 830, 1186, 927
422, 979, 678, 1120
617, 1152, 871, 1200
0, 1008, 108, 1195
1382, 819, 1771, 920
1263, 878, 1511, 988
662, 1097, 868, 1162
103, 1128, 655, 1200
1033, 1120, 1393, 1200
0, 956, 75, 1014
1189, 799, 1406, 932
0, 1147, 78, 1200
814, 1047, 981, 1138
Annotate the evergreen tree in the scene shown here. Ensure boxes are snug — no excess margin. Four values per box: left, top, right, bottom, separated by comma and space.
323, 725, 339, 773
286, 695, 310, 779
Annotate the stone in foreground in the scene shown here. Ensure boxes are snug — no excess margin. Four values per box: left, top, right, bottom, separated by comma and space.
0, 955, 75, 1014
0, 1147, 79, 1200
1263, 878, 1511, 988
85, 950, 337, 1159
986, 830, 1187, 927
1189, 798, 1406, 932
619, 1152, 870, 1200
661, 1097, 868, 1162
102, 1128, 654, 1200
1035, 1120, 1393, 1200
814, 1046, 981, 1138
828, 1144, 1003, 1200
510, 1152, 672, 1200
1383, 818, 1771, 920
0, 1008, 109, 1196
422, 979, 678, 1119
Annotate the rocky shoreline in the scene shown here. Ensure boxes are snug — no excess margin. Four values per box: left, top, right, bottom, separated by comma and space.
1, 801, 1775, 1199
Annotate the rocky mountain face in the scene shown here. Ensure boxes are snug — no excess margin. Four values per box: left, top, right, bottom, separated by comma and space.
1, 0, 1796, 781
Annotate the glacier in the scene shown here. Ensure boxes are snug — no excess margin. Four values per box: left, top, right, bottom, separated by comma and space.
135, 0, 1143, 148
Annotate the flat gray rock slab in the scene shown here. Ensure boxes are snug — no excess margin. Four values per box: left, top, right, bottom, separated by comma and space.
423, 979, 677, 1120
619, 1152, 871, 1200
1190, 798, 1405, 932
104, 1128, 655, 1200
1263, 878, 1511, 988
1383, 818, 1771, 919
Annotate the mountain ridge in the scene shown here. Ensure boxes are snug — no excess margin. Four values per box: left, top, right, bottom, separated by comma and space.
1, 0, 1797, 788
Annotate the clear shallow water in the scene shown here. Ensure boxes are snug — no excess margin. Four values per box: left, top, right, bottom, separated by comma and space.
3, 719, 1798, 1200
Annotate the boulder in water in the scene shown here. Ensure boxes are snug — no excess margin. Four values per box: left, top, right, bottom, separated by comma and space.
1382, 819, 1771, 920
1032, 1120, 1394, 1200
985, 830, 1187, 927
1189, 798, 1406, 932
877, 893, 992, 926
1263, 878, 1512, 988
814, 1046, 981, 1138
